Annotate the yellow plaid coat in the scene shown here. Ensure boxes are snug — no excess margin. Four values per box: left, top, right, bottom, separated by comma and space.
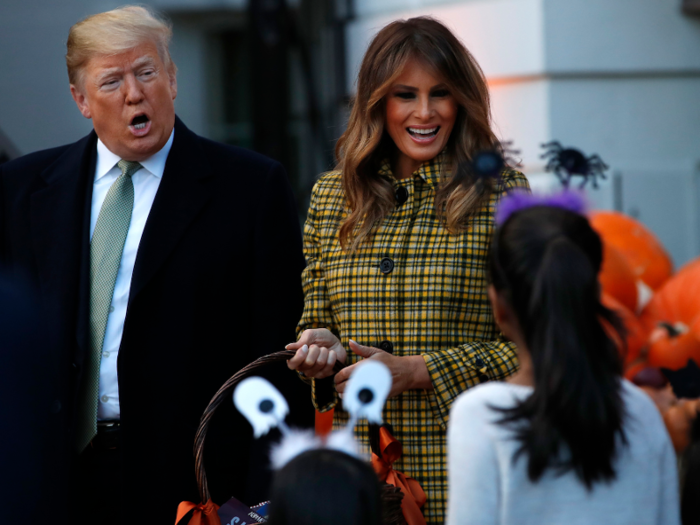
297, 156, 530, 523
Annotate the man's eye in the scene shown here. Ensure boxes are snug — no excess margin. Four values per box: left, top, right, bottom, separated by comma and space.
394, 92, 415, 100
432, 89, 450, 97
102, 80, 118, 87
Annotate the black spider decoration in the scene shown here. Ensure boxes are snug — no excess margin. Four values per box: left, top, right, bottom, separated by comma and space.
461, 142, 520, 195
540, 141, 609, 189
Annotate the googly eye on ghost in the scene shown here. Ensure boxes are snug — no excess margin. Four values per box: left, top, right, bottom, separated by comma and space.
232, 360, 392, 468
233, 376, 291, 437
341, 360, 392, 427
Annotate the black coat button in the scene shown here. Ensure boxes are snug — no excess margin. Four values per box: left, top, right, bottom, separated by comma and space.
379, 340, 394, 353
380, 258, 394, 274
478, 373, 489, 382
395, 187, 409, 206
474, 358, 485, 369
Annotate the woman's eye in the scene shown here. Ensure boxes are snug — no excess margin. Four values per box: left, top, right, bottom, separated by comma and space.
394, 92, 416, 100
432, 89, 450, 97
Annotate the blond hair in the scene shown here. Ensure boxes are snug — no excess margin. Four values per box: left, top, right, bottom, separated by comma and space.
337, 17, 501, 252
66, 5, 176, 86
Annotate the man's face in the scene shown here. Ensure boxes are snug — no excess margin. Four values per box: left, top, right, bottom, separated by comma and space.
70, 41, 177, 162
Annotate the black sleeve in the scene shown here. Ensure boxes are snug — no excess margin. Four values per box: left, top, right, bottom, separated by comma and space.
246, 161, 312, 502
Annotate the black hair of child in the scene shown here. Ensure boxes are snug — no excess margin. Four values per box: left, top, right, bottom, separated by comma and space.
266, 448, 383, 525
489, 205, 627, 489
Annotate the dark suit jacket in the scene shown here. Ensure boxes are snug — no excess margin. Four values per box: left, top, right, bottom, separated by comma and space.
0, 117, 311, 524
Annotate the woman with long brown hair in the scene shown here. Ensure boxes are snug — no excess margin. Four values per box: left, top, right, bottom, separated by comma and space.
287, 17, 529, 522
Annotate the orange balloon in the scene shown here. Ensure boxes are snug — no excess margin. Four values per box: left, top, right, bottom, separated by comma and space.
590, 211, 673, 290
599, 245, 638, 312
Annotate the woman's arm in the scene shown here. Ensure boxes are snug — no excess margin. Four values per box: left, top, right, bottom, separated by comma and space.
423, 170, 529, 428
423, 339, 518, 429
286, 174, 345, 410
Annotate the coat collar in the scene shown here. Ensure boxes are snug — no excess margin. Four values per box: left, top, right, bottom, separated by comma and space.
377, 151, 447, 188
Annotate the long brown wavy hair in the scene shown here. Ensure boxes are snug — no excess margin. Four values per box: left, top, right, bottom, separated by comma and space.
336, 17, 502, 252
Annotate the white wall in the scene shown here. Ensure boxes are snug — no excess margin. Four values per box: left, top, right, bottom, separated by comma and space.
543, 0, 700, 72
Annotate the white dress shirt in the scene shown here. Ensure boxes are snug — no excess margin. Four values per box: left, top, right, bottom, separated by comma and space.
91, 130, 174, 420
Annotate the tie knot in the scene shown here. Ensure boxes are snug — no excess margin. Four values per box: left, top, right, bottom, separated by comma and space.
117, 160, 143, 178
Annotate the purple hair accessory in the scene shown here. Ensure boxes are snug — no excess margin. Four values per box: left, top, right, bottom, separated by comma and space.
496, 189, 587, 225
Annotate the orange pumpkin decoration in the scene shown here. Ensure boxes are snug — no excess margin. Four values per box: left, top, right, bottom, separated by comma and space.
599, 245, 638, 312
589, 211, 673, 290
641, 258, 700, 370
601, 293, 648, 366
675, 256, 700, 280
646, 319, 700, 371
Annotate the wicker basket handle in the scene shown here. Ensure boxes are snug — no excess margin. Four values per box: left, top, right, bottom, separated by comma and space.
193, 349, 345, 502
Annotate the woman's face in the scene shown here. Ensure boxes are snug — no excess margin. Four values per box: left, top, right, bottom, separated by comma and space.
385, 57, 458, 177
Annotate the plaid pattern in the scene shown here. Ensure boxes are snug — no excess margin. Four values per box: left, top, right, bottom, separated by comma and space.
298, 155, 530, 523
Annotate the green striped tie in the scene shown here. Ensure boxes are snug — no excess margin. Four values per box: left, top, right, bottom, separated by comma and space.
75, 160, 142, 452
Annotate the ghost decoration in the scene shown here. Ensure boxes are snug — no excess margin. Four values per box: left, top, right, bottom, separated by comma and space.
342, 360, 392, 425
233, 376, 289, 438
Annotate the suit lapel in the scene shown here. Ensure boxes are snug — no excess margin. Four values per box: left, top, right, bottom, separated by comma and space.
128, 119, 212, 303
30, 132, 96, 364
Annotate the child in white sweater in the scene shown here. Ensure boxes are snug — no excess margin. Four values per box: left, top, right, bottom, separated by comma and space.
447, 193, 679, 525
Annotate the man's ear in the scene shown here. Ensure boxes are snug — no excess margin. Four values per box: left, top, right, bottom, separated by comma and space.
168, 69, 178, 101
70, 84, 92, 119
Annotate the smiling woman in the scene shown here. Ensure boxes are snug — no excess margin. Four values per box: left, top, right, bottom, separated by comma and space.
286, 16, 530, 524
385, 59, 458, 179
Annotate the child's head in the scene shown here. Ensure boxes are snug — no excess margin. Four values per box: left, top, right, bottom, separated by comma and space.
266, 449, 382, 525
489, 204, 606, 346
488, 202, 626, 489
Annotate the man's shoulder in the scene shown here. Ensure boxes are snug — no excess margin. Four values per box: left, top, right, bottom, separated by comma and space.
179, 125, 280, 175
1, 144, 75, 177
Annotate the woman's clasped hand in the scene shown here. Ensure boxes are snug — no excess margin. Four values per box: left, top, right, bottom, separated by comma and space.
287, 331, 432, 398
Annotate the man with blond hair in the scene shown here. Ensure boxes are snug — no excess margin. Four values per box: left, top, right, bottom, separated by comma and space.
0, 6, 309, 524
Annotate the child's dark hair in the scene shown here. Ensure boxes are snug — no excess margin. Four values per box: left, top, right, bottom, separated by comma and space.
489, 205, 626, 489
266, 449, 382, 525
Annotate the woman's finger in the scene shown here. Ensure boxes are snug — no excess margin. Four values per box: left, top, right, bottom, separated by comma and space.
316, 349, 337, 378
286, 345, 309, 370
304, 344, 321, 369
307, 347, 334, 378
334, 363, 356, 393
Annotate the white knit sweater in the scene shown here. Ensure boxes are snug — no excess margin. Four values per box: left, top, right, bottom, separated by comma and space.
447, 380, 679, 525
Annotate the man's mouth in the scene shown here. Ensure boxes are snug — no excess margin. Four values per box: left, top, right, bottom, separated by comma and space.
407, 126, 439, 137
131, 115, 150, 130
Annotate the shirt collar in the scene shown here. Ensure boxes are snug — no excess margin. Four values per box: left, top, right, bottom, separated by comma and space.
95, 128, 175, 182
378, 151, 447, 188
